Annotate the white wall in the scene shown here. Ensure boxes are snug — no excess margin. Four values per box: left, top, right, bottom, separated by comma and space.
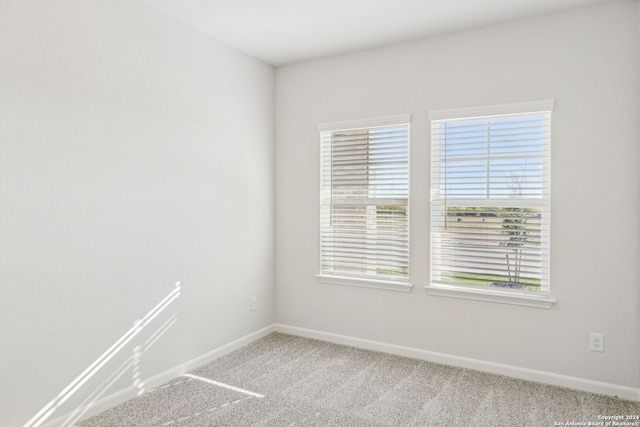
0, 1, 274, 426
275, 0, 640, 390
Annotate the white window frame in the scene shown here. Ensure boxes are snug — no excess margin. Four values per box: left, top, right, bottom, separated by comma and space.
316, 115, 412, 293
426, 101, 555, 308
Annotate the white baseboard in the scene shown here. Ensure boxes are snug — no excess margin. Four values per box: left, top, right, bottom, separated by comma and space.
42, 325, 276, 427
274, 323, 640, 402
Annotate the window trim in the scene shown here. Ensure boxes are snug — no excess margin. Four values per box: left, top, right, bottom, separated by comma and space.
316, 274, 413, 293
424, 284, 555, 308
318, 114, 411, 133
428, 100, 554, 305
429, 100, 555, 121
318, 114, 411, 291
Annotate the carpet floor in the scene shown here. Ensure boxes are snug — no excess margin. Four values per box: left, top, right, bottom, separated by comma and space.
78, 333, 640, 426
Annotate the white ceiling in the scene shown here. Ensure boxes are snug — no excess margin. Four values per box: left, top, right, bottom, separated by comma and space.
139, 0, 613, 66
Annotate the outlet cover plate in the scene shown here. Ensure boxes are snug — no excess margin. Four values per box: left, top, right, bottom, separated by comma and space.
589, 333, 604, 352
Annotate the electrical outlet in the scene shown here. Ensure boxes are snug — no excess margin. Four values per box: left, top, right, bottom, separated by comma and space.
251, 296, 257, 312
589, 333, 604, 352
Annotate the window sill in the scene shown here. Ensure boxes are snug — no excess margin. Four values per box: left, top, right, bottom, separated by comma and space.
316, 274, 413, 293
424, 285, 555, 309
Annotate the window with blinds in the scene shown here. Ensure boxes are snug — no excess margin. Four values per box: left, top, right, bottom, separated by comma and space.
430, 101, 552, 296
319, 115, 410, 286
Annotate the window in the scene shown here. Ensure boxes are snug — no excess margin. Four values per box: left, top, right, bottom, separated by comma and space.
429, 101, 553, 306
318, 115, 410, 292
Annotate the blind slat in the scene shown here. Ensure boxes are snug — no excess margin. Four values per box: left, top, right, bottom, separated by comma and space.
431, 106, 551, 294
321, 120, 410, 281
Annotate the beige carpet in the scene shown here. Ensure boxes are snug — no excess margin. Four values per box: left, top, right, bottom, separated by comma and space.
79, 333, 640, 426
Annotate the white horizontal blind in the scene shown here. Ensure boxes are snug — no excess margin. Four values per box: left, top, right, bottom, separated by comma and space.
320, 117, 410, 282
430, 102, 552, 294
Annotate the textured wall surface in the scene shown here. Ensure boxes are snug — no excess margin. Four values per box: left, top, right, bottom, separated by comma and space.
0, 1, 274, 425
275, 0, 640, 391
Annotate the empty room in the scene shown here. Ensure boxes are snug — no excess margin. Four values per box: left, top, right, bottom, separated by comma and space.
1, 0, 639, 425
